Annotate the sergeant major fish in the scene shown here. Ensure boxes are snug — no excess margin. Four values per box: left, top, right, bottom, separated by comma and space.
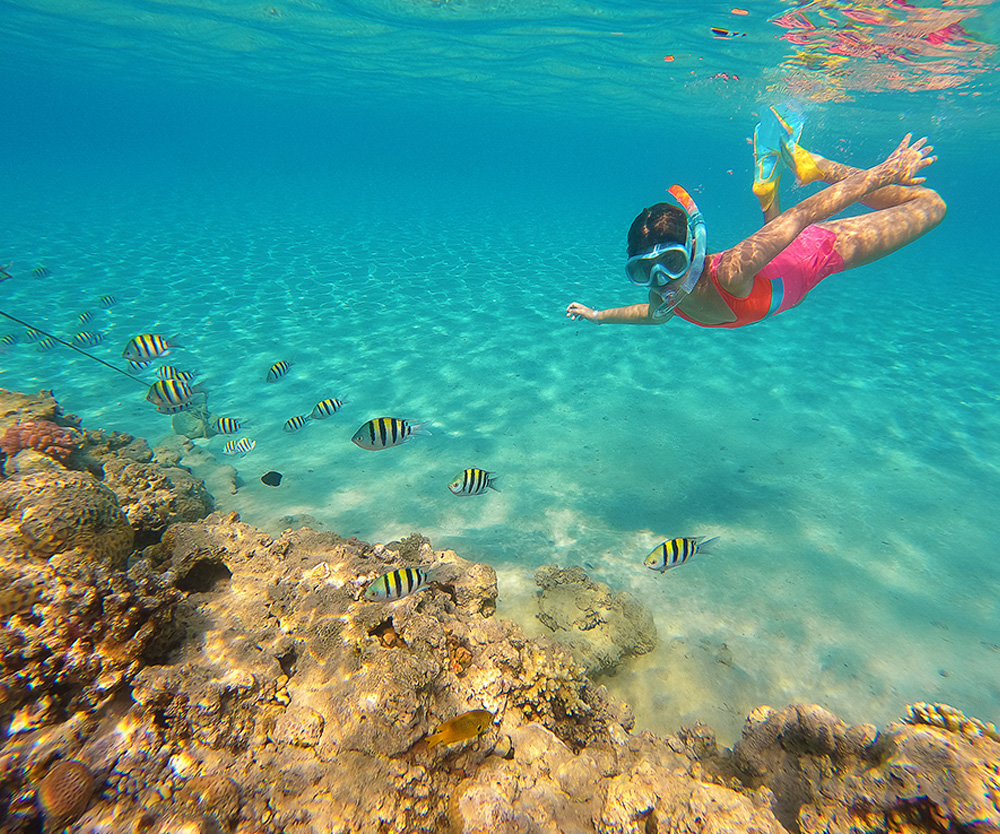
214, 416, 245, 435
644, 536, 719, 573
283, 415, 310, 433
72, 331, 104, 348
156, 365, 197, 382
145, 379, 203, 414
449, 468, 499, 496
124, 333, 180, 361
266, 360, 292, 382
223, 437, 256, 456
364, 566, 438, 601
310, 398, 345, 419
351, 418, 431, 451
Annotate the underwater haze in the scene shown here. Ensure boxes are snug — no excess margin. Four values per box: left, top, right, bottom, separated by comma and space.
2, 0, 1000, 744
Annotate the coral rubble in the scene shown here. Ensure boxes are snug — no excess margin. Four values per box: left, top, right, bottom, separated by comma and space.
1, 388, 998, 834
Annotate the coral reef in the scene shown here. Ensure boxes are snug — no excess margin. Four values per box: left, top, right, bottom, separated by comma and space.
0, 420, 76, 463
535, 565, 657, 677
1, 388, 998, 834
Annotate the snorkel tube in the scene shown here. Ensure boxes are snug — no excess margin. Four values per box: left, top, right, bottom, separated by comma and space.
651, 185, 707, 319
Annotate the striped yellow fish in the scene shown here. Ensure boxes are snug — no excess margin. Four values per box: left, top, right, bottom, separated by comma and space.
36, 338, 56, 352
310, 398, 345, 419
32, 266, 50, 279
145, 379, 199, 413
283, 415, 310, 433
123, 333, 180, 361
156, 365, 197, 382
351, 418, 431, 451
98, 295, 118, 309
448, 468, 499, 496
72, 331, 104, 347
223, 437, 255, 456
644, 536, 719, 573
364, 567, 435, 601
214, 416, 244, 434
265, 360, 292, 382
78, 311, 95, 325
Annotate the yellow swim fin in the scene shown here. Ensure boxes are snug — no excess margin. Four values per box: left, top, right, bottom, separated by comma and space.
752, 114, 783, 213
771, 105, 824, 185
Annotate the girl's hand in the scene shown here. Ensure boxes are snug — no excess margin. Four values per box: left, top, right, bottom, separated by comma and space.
566, 302, 598, 323
878, 134, 937, 186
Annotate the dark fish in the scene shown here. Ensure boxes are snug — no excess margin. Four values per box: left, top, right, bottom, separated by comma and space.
261, 470, 282, 487
711, 26, 746, 37
0, 447, 6, 478
32, 266, 51, 279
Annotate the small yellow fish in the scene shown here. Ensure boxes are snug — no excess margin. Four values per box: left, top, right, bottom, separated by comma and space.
426, 709, 494, 749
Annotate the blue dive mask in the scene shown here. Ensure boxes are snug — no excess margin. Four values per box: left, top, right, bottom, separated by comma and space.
625, 185, 707, 320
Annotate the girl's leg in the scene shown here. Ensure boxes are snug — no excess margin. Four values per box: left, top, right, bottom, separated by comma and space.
798, 152, 947, 269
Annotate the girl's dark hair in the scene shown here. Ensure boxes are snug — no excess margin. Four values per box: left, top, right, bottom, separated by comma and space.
627, 203, 688, 257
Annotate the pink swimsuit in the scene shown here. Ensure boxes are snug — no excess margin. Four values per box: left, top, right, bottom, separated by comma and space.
675, 224, 845, 329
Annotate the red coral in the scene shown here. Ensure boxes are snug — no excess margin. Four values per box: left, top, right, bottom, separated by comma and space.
0, 420, 76, 462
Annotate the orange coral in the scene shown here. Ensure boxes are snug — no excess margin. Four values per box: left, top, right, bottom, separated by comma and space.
0, 420, 75, 462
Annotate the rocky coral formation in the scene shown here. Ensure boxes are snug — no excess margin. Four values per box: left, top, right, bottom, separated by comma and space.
535, 565, 657, 677
3, 507, 998, 834
0, 388, 214, 551
83, 430, 214, 548
732, 702, 1000, 833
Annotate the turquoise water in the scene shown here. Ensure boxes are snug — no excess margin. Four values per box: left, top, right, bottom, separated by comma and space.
2, 0, 999, 744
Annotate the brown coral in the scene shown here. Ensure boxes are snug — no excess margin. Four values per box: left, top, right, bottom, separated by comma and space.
0, 470, 134, 565
37, 759, 95, 831
0, 420, 75, 462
